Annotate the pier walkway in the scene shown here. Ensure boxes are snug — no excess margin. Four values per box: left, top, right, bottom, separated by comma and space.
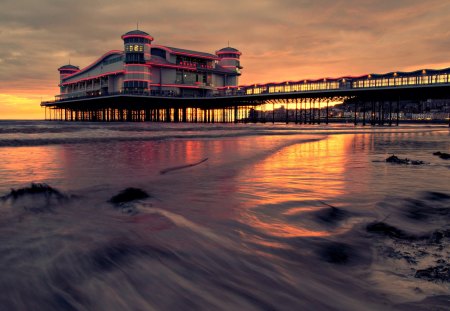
42, 67, 450, 125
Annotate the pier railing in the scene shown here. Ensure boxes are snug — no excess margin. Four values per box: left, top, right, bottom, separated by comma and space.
43, 67, 450, 105
241, 69, 450, 95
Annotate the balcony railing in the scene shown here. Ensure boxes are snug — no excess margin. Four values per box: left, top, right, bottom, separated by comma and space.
44, 70, 450, 105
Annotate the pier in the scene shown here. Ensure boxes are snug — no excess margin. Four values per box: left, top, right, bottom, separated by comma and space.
42, 66, 450, 125
42, 30, 450, 125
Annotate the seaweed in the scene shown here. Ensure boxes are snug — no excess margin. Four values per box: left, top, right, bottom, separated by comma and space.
160, 158, 208, 175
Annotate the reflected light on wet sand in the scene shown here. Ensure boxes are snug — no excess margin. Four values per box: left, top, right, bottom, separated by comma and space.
235, 134, 371, 238
0, 146, 63, 190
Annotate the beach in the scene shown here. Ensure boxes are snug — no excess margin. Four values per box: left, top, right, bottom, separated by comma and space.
0, 121, 449, 310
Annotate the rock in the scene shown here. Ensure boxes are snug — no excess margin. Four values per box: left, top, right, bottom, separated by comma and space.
1, 183, 66, 201
386, 155, 408, 164
319, 242, 352, 264
382, 247, 417, 264
385, 154, 425, 165
366, 222, 419, 240
433, 151, 450, 160
428, 230, 450, 244
415, 265, 450, 282
108, 188, 149, 204
429, 231, 444, 244
423, 191, 450, 201
410, 160, 425, 165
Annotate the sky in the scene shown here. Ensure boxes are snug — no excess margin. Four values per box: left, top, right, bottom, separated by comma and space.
1, 0, 450, 119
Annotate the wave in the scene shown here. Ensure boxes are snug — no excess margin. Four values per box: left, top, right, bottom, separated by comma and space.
0, 131, 321, 147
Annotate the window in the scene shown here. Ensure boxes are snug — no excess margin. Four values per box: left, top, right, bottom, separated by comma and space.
103, 55, 123, 65
124, 81, 148, 89
125, 53, 145, 64
151, 48, 167, 59
219, 53, 239, 58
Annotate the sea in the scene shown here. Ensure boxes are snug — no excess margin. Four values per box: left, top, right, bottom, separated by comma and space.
0, 120, 449, 311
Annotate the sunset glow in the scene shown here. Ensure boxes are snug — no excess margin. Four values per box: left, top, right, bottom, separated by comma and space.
1, 0, 450, 119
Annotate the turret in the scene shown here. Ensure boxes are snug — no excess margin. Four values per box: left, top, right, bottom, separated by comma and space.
58, 64, 80, 82
58, 64, 79, 95
121, 30, 153, 93
216, 47, 242, 86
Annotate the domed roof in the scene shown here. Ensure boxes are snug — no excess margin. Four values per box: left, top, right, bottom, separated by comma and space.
217, 47, 240, 53
216, 47, 241, 56
58, 64, 79, 71
122, 29, 150, 36
121, 29, 154, 41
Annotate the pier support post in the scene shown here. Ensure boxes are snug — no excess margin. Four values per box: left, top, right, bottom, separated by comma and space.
362, 102, 366, 126
285, 100, 289, 124
378, 102, 383, 125
304, 100, 308, 124
182, 108, 187, 122
222, 108, 226, 123
371, 101, 375, 126
389, 101, 392, 126
272, 101, 275, 124
165, 108, 171, 122
317, 100, 321, 125
174, 108, 179, 122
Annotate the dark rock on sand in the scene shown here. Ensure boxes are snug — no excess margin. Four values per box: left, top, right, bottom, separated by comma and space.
415, 264, 450, 282
405, 197, 450, 220
0, 183, 66, 201
385, 154, 425, 165
386, 154, 408, 164
409, 159, 426, 165
319, 242, 352, 264
382, 246, 417, 264
0, 183, 69, 213
366, 222, 420, 240
108, 188, 149, 204
423, 191, 450, 201
433, 151, 450, 160
429, 230, 450, 244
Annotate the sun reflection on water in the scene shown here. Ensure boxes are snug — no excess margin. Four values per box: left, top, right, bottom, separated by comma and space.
0, 146, 63, 191
235, 134, 372, 238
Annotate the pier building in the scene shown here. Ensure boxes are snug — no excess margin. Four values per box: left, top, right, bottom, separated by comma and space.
58, 30, 242, 100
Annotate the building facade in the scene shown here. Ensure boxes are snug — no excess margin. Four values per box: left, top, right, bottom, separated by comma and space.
57, 30, 242, 100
